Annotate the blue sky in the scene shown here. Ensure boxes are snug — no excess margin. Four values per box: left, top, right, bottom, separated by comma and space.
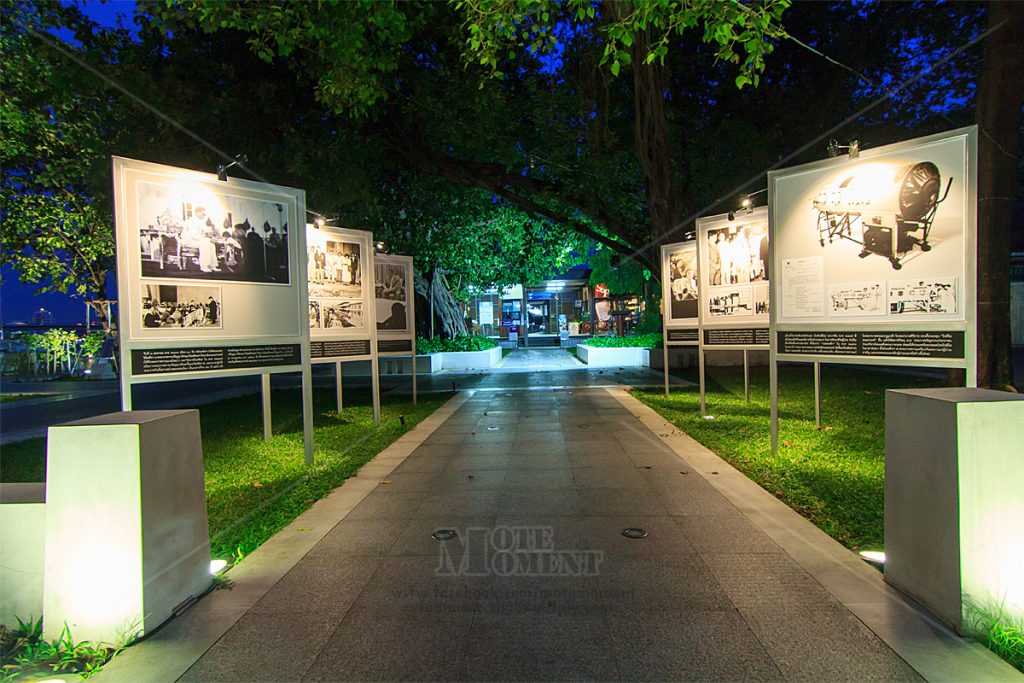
3, 1, 134, 325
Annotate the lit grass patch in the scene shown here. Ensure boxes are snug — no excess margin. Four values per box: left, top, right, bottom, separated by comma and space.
965, 602, 1024, 674
0, 393, 54, 403
0, 388, 450, 561
632, 364, 942, 551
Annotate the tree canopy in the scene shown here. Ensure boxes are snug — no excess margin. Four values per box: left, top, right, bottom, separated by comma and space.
2, 0, 1018, 384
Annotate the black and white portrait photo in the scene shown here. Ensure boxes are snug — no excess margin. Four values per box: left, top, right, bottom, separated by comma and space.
375, 262, 408, 331
322, 300, 365, 330
309, 300, 322, 329
668, 249, 698, 320
706, 224, 769, 286
140, 284, 223, 329
137, 181, 290, 285
307, 238, 362, 299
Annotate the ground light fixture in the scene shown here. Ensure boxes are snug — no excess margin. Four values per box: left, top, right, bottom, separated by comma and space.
859, 550, 886, 565
210, 559, 228, 575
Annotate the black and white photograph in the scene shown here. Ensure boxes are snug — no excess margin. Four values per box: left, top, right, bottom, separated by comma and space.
771, 130, 970, 326
812, 161, 950, 270
140, 284, 223, 329
668, 248, 698, 320
706, 223, 769, 286
321, 299, 365, 329
137, 181, 290, 284
709, 289, 753, 317
889, 277, 957, 315
753, 283, 770, 316
829, 282, 885, 316
375, 262, 408, 331
309, 300, 321, 329
307, 239, 362, 299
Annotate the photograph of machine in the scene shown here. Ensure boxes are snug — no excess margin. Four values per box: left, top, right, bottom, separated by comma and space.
889, 278, 956, 315
829, 283, 883, 315
811, 161, 953, 270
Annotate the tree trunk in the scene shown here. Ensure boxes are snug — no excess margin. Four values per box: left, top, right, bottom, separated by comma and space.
608, 1, 676, 258
414, 269, 468, 339
974, 0, 1023, 389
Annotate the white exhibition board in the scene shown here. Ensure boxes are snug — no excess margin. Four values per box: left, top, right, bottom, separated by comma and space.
306, 224, 378, 362
373, 254, 416, 355
697, 207, 770, 349
661, 239, 700, 340
660, 240, 698, 395
767, 126, 977, 451
768, 126, 976, 370
374, 253, 417, 406
113, 156, 314, 462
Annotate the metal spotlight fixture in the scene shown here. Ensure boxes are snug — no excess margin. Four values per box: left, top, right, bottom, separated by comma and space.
216, 153, 248, 181
827, 139, 860, 159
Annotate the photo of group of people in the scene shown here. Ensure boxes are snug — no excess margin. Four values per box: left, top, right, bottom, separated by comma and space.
668, 248, 699, 320
307, 240, 362, 297
699, 219, 771, 323
323, 300, 365, 329
706, 224, 769, 286
307, 233, 366, 333
374, 262, 409, 331
140, 284, 222, 329
137, 182, 290, 284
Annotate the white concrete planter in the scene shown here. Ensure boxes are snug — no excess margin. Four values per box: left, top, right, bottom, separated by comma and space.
0, 483, 45, 628
577, 344, 651, 368
439, 345, 501, 370
321, 345, 500, 375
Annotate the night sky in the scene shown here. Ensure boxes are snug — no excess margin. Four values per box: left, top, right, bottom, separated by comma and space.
3, 1, 133, 325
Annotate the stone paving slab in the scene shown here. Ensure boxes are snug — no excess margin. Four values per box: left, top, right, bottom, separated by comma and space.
96, 385, 1021, 683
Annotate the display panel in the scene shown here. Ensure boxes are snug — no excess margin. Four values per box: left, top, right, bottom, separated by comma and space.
374, 254, 415, 354
660, 240, 699, 331
772, 132, 970, 326
696, 208, 769, 348
768, 126, 976, 365
114, 156, 307, 381
305, 224, 377, 361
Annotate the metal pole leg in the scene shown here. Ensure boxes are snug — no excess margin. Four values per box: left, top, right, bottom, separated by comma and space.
814, 361, 822, 428
744, 349, 750, 406
335, 361, 343, 415
261, 373, 272, 442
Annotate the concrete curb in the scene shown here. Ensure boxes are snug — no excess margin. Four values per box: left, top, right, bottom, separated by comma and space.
93, 391, 470, 683
607, 387, 1022, 682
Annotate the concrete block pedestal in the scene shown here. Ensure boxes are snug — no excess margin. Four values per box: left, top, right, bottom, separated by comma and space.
885, 388, 1024, 634
0, 483, 46, 627
43, 410, 211, 643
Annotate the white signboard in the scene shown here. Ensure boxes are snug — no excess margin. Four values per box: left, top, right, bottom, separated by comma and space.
374, 253, 415, 355
769, 126, 976, 369
697, 207, 770, 348
114, 156, 307, 383
660, 240, 699, 345
479, 301, 494, 327
305, 225, 377, 362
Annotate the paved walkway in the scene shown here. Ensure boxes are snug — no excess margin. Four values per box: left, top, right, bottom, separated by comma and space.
495, 347, 584, 370
96, 383, 1015, 682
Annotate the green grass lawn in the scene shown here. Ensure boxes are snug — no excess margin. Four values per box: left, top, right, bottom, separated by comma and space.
0, 388, 450, 561
632, 364, 944, 552
0, 393, 54, 404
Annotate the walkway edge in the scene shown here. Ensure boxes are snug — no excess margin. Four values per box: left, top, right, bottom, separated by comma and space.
608, 387, 1021, 683
94, 391, 470, 683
